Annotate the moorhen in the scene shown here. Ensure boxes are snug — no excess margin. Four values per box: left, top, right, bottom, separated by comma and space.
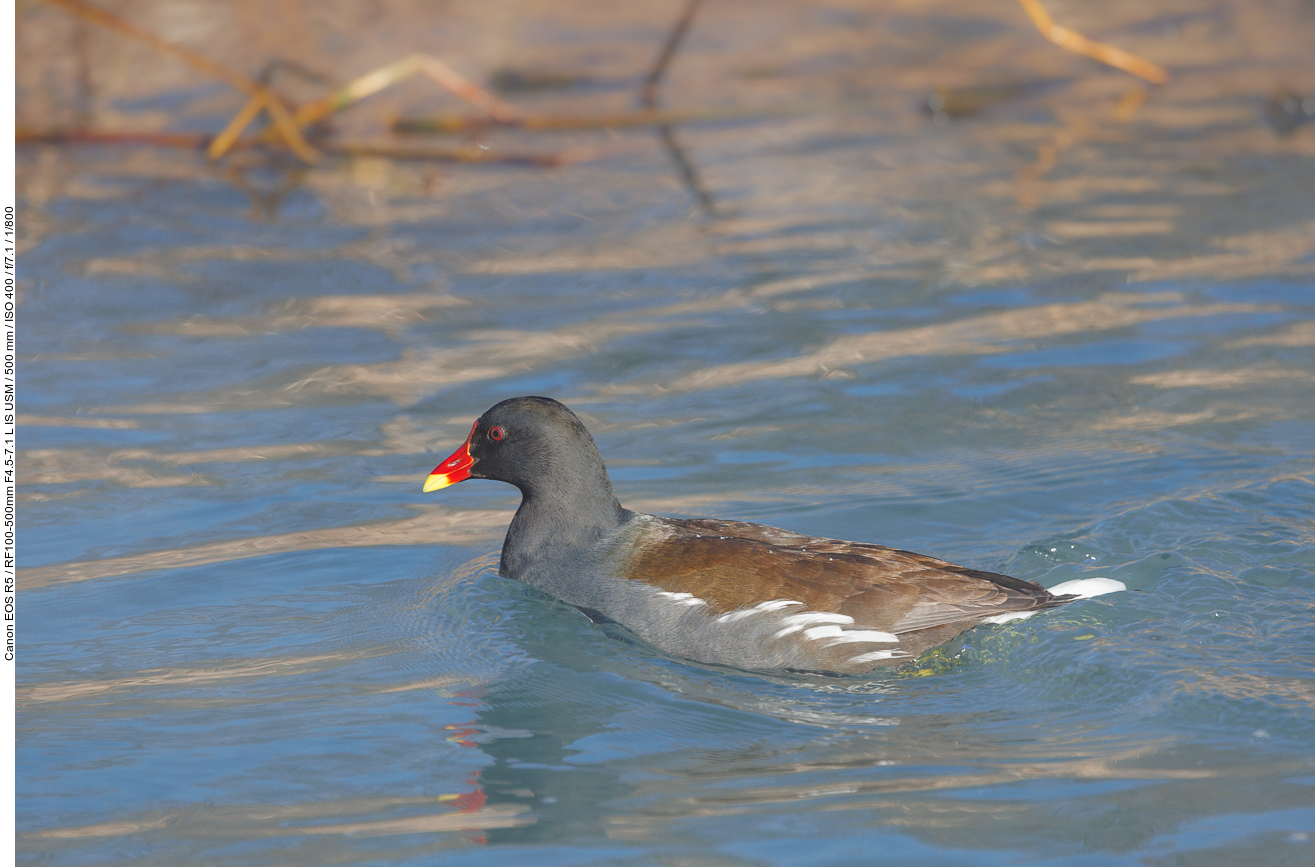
423, 397, 1122, 675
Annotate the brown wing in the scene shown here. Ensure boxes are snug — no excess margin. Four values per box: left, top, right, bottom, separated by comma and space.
621, 516, 1056, 637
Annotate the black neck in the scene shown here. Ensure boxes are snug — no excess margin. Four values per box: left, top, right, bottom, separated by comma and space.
499, 469, 625, 584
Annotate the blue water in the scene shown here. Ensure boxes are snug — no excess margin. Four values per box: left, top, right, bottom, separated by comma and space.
15, 1, 1315, 863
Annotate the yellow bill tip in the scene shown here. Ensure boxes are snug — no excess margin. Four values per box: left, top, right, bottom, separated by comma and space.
422, 473, 452, 493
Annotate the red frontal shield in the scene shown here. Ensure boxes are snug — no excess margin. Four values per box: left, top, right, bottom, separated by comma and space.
423, 421, 477, 492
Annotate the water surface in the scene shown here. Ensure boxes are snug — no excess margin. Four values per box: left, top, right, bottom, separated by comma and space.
16, 0, 1315, 863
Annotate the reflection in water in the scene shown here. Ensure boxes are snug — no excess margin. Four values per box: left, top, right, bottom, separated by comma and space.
130, 293, 470, 338
1228, 320, 1315, 348
664, 292, 1276, 391
15, 0, 1315, 863
19, 506, 511, 588
452, 612, 1306, 852
1130, 368, 1315, 389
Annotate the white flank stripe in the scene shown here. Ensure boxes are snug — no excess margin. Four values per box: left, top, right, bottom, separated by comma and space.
826, 629, 899, 644
716, 599, 803, 624
799, 625, 902, 644
1047, 577, 1126, 598
803, 625, 845, 640
774, 612, 852, 638
779, 612, 853, 627
756, 599, 805, 613
657, 591, 706, 607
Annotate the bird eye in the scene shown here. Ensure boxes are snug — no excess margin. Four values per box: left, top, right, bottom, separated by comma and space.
488, 426, 505, 442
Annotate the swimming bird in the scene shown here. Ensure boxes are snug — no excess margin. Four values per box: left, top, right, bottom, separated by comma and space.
423, 396, 1122, 675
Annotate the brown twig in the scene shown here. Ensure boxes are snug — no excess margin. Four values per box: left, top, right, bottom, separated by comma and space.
640, 0, 715, 214
42, 0, 260, 93
642, 0, 703, 109
40, 0, 320, 162
220, 163, 310, 221
16, 128, 211, 148
393, 103, 800, 134
201, 88, 319, 164
262, 89, 320, 162
1112, 83, 1147, 122
15, 128, 586, 166
1014, 83, 1147, 206
205, 92, 269, 161
292, 54, 516, 129
257, 59, 332, 88
1016, 0, 1168, 85
323, 142, 574, 166
657, 126, 714, 212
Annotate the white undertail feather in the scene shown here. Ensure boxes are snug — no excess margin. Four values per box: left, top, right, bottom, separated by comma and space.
1047, 577, 1126, 598
838, 629, 900, 644
983, 577, 1125, 624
